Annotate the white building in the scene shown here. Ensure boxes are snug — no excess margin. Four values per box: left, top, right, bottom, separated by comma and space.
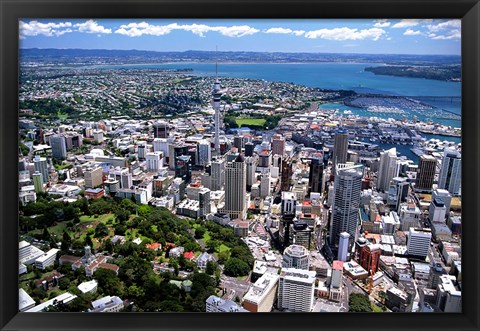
205, 295, 249, 312
429, 198, 447, 223
34, 248, 59, 270
260, 173, 271, 198
19, 288, 36, 312
337, 232, 350, 262
242, 272, 279, 312
90, 296, 124, 312
407, 228, 432, 257
277, 268, 316, 312
283, 244, 309, 270
19, 240, 44, 265
377, 147, 398, 192
436, 275, 461, 312
77, 279, 98, 294
146, 152, 164, 173
33, 155, 49, 183
25, 292, 77, 312
211, 159, 225, 191
399, 203, 421, 231
438, 149, 461, 196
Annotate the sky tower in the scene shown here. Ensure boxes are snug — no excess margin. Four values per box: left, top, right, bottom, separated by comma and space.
212, 54, 222, 154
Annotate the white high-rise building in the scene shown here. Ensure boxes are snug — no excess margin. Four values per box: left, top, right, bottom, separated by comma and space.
223, 155, 247, 220
153, 138, 169, 156
330, 164, 363, 245
438, 149, 461, 196
146, 152, 163, 173
432, 189, 452, 213
407, 228, 432, 257
281, 191, 297, 215
429, 198, 447, 223
211, 159, 225, 191
282, 244, 309, 270
260, 173, 271, 198
377, 147, 398, 192
245, 156, 258, 190
197, 140, 212, 166
277, 268, 316, 312
33, 155, 49, 183
337, 232, 350, 262
399, 203, 421, 231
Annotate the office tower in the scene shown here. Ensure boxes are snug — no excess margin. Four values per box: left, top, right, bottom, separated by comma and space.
288, 221, 313, 249
138, 143, 147, 160
308, 154, 323, 194
260, 173, 271, 198
111, 168, 132, 189
33, 155, 49, 183
377, 147, 398, 192
330, 164, 363, 246
277, 268, 316, 312
329, 261, 344, 301
153, 121, 168, 139
416, 155, 437, 192
407, 228, 432, 258
359, 244, 382, 274
435, 275, 462, 312
198, 188, 211, 218
337, 232, 350, 262
281, 157, 293, 192
175, 155, 192, 184
243, 272, 279, 312
429, 198, 447, 223
92, 130, 104, 143
212, 62, 222, 154
438, 149, 461, 196
50, 135, 67, 160
245, 156, 257, 191
197, 140, 211, 166
153, 138, 169, 155
223, 154, 247, 220
399, 203, 421, 231
272, 134, 285, 157
281, 191, 297, 215
280, 192, 297, 249
33, 171, 43, 193
259, 150, 272, 168
233, 135, 244, 152
432, 189, 452, 213
169, 144, 189, 170
84, 166, 103, 189
332, 129, 349, 170
211, 158, 225, 191
146, 152, 164, 173
282, 245, 309, 270
244, 142, 254, 157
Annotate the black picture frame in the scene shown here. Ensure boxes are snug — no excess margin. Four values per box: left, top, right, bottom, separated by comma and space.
1, 0, 479, 330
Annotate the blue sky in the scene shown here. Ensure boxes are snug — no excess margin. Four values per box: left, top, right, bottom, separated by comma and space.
19, 19, 461, 55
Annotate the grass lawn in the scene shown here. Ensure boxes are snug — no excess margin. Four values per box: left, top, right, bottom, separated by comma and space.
80, 214, 114, 224
202, 231, 211, 242
28, 222, 74, 238
57, 111, 68, 119
217, 244, 231, 253
371, 303, 384, 312
235, 118, 266, 127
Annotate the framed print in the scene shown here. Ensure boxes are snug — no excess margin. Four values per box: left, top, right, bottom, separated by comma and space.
1, 0, 479, 330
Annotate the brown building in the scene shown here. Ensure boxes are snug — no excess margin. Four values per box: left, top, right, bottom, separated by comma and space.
359, 244, 382, 274
416, 155, 437, 192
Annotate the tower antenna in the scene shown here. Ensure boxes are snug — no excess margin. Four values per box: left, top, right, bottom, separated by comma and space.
215, 45, 218, 81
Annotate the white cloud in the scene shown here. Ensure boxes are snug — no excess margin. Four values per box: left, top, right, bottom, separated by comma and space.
19, 20, 73, 37
265, 27, 305, 36
373, 20, 391, 28
427, 19, 461, 32
114, 22, 258, 38
74, 20, 111, 34
425, 20, 461, 40
431, 30, 461, 40
304, 27, 385, 41
391, 19, 432, 28
403, 29, 422, 36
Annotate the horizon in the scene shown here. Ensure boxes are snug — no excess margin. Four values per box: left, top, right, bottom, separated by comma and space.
19, 19, 461, 56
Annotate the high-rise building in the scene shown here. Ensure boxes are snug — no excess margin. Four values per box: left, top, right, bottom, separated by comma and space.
438, 149, 461, 196
198, 188, 211, 218
211, 159, 225, 191
146, 152, 164, 173
50, 135, 67, 160
432, 189, 452, 213
359, 244, 382, 274
308, 154, 323, 194
416, 155, 437, 192
281, 157, 293, 192
332, 129, 349, 170
377, 147, 398, 192
33, 171, 43, 193
197, 140, 211, 166
407, 228, 432, 258
175, 155, 192, 184
153, 121, 168, 139
399, 203, 421, 231
223, 154, 247, 220
242, 272, 279, 312
233, 135, 244, 152
429, 198, 447, 223
337, 232, 350, 262
244, 142, 255, 157
277, 268, 316, 312
260, 173, 270, 198
245, 156, 257, 191
282, 244, 309, 270
330, 164, 363, 246
272, 134, 285, 157
84, 166, 103, 189
259, 150, 272, 168
33, 155, 49, 183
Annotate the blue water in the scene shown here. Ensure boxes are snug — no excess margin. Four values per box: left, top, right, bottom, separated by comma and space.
84, 62, 461, 97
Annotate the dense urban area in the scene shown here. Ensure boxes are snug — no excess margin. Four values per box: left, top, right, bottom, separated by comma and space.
18, 52, 462, 314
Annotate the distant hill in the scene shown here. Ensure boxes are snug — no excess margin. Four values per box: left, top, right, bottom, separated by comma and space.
20, 48, 461, 66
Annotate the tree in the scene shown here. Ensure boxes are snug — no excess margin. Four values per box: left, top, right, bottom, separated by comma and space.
224, 258, 250, 277
58, 277, 70, 290
349, 293, 373, 312
94, 223, 109, 238
95, 268, 122, 296
194, 226, 206, 239
205, 260, 218, 276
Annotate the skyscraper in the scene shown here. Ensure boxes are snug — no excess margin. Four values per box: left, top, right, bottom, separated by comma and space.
332, 129, 349, 170
416, 155, 437, 192
272, 134, 285, 157
337, 232, 350, 262
211, 158, 225, 191
146, 152, 164, 173
277, 268, 316, 312
330, 164, 363, 246
33, 155, 49, 183
50, 135, 67, 160
377, 147, 398, 192
223, 154, 247, 219
197, 140, 212, 167
32, 171, 43, 193
153, 121, 168, 139
438, 149, 461, 196
245, 156, 258, 191
308, 154, 323, 194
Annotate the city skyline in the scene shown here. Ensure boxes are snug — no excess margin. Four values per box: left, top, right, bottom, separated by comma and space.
19, 19, 461, 55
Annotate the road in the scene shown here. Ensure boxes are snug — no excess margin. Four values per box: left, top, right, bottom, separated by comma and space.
219, 275, 251, 300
